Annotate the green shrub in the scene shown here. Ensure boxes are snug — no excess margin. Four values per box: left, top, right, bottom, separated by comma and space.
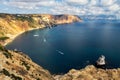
2, 69, 10, 76
2, 69, 22, 80
11, 74, 22, 80
21, 61, 30, 70
15, 16, 34, 22
37, 78, 40, 80
3, 52, 12, 59
0, 45, 5, 51
0, 36, 9, 41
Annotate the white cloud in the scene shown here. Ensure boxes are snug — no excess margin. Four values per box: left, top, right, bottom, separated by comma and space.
109, 4, 120, 11
3, 1, 37, 9
65, 0, 89, 5
36, 1, 58, 7
3, 1, 58, 9
101, 0, 116, 6
89, 0, 97, 6
0, 0, 120, 16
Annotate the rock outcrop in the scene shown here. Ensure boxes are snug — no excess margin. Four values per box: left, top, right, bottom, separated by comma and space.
55, 65, 120, 80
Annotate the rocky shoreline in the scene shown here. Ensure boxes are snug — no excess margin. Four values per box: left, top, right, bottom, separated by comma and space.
3, 27, 43, 46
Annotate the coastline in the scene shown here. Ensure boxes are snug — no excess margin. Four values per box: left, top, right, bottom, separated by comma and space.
0, 14, 82, 46
4, 22, 82, 46
3, 27, 45, 46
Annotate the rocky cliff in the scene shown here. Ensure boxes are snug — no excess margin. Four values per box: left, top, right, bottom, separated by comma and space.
0, 45, 54, 80
51, 15, 81, 24
55, 65, 120, 80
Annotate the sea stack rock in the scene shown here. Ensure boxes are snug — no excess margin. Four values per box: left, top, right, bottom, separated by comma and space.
96, 55, 106, 67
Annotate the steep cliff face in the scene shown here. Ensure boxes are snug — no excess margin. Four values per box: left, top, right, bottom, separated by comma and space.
0, 13, 81, 45
52, 15, 82, 24
0, 46, 54, 80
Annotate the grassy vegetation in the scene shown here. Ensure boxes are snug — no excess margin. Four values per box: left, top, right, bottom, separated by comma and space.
0, 26, 5, 36
0, 36, 9, 41
0, 45, 5, 51
15, 16, 33, 22
3, 51, 13, 59
0, 14, 9, 18
15, 15, 39, 28
11, 74, 22, 80
37, 78, 40, 80
2, 69, 10, 76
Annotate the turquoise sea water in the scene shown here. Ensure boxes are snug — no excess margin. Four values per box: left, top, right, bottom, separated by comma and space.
6, 21, 120, 74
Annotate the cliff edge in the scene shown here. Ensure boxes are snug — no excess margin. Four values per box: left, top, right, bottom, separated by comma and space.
0, 46, 54, 80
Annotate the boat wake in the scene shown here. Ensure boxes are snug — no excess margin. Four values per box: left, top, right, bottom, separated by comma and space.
43, 38, 47, 42
56, 50, 64, 55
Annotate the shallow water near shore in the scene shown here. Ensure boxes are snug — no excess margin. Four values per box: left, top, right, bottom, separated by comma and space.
6, 21, 120, 74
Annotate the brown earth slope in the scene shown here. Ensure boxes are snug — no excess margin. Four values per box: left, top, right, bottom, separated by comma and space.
0, 46, 54, 80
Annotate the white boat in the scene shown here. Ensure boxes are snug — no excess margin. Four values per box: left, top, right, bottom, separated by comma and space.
33, 34, 39, 37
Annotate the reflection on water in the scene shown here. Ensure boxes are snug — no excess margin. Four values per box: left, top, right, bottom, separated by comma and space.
6, 22, 120, 74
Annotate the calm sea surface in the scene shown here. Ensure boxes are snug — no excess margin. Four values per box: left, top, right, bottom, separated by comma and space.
6, 21, 120, 74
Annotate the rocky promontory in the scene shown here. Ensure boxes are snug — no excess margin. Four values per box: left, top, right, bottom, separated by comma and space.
0, 13, 81, 45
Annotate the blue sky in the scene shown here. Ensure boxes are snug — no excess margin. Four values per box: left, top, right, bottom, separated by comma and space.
0, 0, 120, 16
